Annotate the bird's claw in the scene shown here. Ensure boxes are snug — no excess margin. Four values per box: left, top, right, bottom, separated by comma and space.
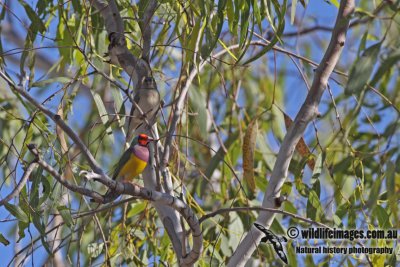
79, 170, 101, 181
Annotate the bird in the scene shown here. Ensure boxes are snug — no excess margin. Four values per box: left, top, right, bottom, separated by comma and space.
126, 77, 160, 142
104, 134, 152, 200
254, 223, 288, 264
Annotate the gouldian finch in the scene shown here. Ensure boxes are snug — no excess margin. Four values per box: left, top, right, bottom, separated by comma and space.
104, 134, 152, 200
126, 77, 160, 141
113, 134, 151, 180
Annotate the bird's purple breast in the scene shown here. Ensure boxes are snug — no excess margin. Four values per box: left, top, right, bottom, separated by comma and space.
133, 145, 149, 162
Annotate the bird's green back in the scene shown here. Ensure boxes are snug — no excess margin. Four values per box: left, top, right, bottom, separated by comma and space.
110, 137, 138, 180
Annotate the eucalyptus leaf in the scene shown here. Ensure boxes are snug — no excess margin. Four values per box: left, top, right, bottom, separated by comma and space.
92, 92, 114, 143
18, 1, 46, 33
0, 234, 10, 246
4, 203, 29, 223
345, 42, 381, 95
88, 242, 105, 258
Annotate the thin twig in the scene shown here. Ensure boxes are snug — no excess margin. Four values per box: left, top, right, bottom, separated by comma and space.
200, 206, 330, 228
0, 162, 37, 206
27, 144, 105, 202
26, 141, 203, 265
140, 0, 158, 62
0, 71, 104, 175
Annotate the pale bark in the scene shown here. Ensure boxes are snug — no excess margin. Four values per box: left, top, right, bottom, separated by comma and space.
228, 1, 355, 265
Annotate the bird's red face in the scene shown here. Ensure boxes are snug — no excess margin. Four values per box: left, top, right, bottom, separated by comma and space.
138, 134, 150, 146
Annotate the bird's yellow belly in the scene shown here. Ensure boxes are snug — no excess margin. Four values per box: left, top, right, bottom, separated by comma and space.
118, 154, 148, 180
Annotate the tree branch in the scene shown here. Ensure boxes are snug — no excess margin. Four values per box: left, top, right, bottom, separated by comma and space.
282, 1, 388, 38
199, 206, 331, 227
88, 2, 204, 264
0, 161, 37, 206
90, 0, 151, 84
27, 143, 202, 265
27, 144, 105, 201
139, 0, 158, 62
228, 1, 355, 266
0, 71, 104, 175
1, 58, 202, 265
160, 61, 208, 194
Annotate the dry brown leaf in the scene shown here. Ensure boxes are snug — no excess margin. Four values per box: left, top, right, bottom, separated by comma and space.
243, 119, 258, 191
283, 113, 315, 170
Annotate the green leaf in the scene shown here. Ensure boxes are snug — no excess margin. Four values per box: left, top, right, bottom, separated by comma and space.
218, 39, 238, 60
241, 0, 287, 65
345, 42, 382, 95
335, 203, 349, 222
32, 114, 51, 136
215, 0, 227, 44
127, 202, 147, 217
110, 86, 125, 127
17, 221, 29, 242
255, 172, 268, 192
358, 31, 368, 54
291, 0, 297, 24
186, 18, 202, 64
31, 77, 71, 88
30, 211, 43, 234
129, 228, 146, 240
283, 201, 297, 214
88, 242, 104, 258
4, 203, 29, 223
0, 234, 10, 246
287, 240, 297, 267
20, 29, 34, 83
228, 213, 244, 250
385, 161, 395, 197
311, 152, 324, 180
188, 88, 208, 139
31, 209, 52, 254
354, 7, 375, 19
367, 174, 382, 209
206, 134, 236, 178
20, 124, 34, 159
385, 161, 397, 221
252, 0, 262, 31
56, 10, 74, 67
29, 166, 42, 209
348, 208, 356, 228
226, 0, 236, 33
18, 1, 46, 33
0, 3, 6, 20
92, 92, 114, 143
239, 0, 250, 48
373, 205, 391, 228
370, 49, 400, 86
256, 133, 274, 170
39, 174, 52, 206
306, 190, 322, 220
201, 0, 224, 60
57, 205, 75, 227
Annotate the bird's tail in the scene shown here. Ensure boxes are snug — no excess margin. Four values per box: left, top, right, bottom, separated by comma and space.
102, 189, 120, 203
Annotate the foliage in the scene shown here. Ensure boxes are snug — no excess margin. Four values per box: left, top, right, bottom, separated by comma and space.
0, 0, 399, 266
